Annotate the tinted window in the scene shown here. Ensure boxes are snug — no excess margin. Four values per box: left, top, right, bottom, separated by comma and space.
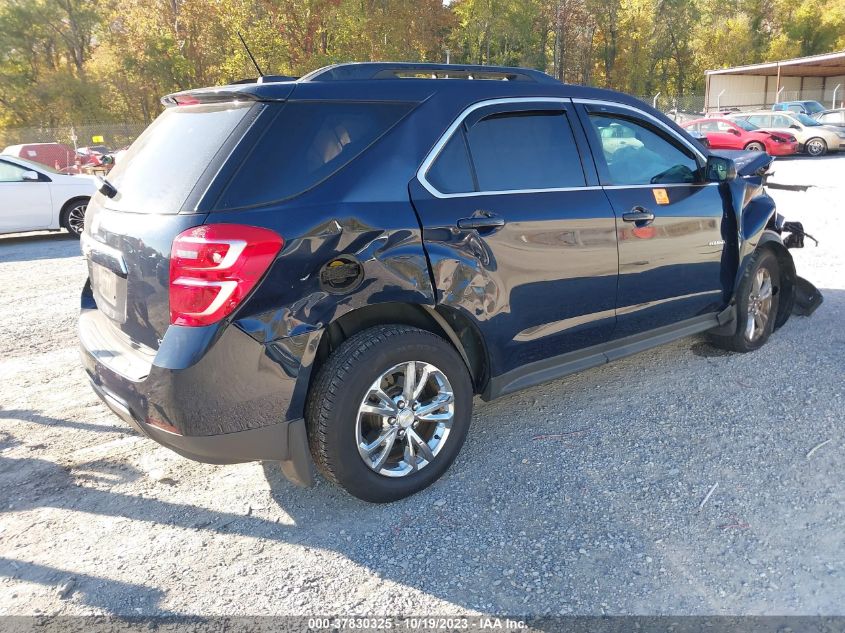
772, 115, 795, 127
217, 101, 413, 209
747, 115, 771, 127
0, 161, 29, 182
465, 111, 586, 191
794, 113, 820, 126
734, 119, 758, 131
427, 131, 475, 194
588, 114, 699, 185
105, 102, 253, 213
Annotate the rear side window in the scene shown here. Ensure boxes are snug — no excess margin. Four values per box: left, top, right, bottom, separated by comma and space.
425, 110, 586, 194
467, 112, 585, 191
426, 133, 475, 194
216, 101, 413, 209
105, 103, 253, 213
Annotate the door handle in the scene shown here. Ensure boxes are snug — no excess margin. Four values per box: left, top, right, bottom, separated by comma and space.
457, 214, 506, 230
622, 207, 655, 224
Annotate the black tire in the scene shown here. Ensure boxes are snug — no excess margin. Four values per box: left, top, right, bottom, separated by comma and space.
708, 248, 780, 353
744, 141, 765, 152
804, 137, 827, 157
306, 325, 473, 503
60, 197, 89, 237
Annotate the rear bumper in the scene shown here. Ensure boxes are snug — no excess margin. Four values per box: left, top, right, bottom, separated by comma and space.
79, 307, 318, 486
89, 378, 313, 485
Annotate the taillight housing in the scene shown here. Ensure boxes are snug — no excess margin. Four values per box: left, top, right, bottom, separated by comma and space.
169, 224, 283, 327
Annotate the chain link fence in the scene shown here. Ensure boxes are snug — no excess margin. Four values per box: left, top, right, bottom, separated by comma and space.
0, 122, 147, 154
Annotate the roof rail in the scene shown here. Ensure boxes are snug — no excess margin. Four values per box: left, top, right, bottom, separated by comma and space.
300, 62, 559, 84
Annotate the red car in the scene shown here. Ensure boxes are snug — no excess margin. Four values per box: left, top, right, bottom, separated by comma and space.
682, 118, 798, 155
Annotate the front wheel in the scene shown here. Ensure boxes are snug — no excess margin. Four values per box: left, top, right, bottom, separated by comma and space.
306, 325, 473, 502
61, 198, 88, 237
805, 137, 827, 157
744, 141, 766, 152
708, 248, 780, 353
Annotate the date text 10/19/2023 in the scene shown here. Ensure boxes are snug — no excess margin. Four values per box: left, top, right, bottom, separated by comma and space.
307, 617, 528, 630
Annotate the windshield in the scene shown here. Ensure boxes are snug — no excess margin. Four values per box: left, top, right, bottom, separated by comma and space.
794, 113, 820, 126
733, 119, 758, 132
1, 155, 61, 175
803, 102, 825, 115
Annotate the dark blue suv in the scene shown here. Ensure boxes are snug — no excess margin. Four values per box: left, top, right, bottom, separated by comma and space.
79, 63, 819, 502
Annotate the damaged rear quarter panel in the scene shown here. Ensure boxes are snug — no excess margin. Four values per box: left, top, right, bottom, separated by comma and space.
224, 202, 435, 344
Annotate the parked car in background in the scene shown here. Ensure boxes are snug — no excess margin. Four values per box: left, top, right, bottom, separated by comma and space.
772, 100, 826, 116
2, 142, 76, 171
0, 154, 96, 237
79, 62, 819, 502
682, 117, 797, 155
686, 128, 710, 149
72, 146, 115, 173
728, 110, 844, 156
815, 108, 845, 128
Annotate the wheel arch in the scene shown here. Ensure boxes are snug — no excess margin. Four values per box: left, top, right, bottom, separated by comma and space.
307, 302, 490, 399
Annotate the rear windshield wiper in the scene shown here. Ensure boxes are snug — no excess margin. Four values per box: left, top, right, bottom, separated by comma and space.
96, 175, 118, 198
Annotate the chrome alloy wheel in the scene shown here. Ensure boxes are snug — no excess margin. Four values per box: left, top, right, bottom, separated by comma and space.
746, 267, 773, 342
67, 202, 87, 236
805, 138, 826, 156
355, 361, 455, 477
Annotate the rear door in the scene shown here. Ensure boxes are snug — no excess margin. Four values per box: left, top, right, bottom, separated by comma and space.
410, 99, 619, 381
0, 159, 52, 232
575, 101, 728, 339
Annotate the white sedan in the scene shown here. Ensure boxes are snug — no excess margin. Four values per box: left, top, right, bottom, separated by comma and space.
0, 154, 98, 237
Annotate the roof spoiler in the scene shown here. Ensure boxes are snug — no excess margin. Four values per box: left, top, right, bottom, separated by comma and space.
161, 80, 296, 106
300, 62, 559, 84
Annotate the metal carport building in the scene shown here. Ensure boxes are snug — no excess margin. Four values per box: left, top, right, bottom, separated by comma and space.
704, 50, 845, 112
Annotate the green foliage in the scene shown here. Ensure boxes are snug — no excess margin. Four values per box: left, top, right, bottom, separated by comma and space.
0, 0, 842, 132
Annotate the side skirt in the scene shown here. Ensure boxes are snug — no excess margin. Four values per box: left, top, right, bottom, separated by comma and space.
484, 308, 734, 401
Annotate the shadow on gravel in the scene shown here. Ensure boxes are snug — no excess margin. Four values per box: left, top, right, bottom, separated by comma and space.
689, 341, 734, 358
0, 557, 176, 615
1, 290, 840, 618
0, 232, 80, 263
0, 408, 129, 435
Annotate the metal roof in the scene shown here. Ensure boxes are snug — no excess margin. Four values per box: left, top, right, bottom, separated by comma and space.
705, 50, 845, 77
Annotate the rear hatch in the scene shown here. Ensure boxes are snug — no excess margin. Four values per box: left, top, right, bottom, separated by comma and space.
83, 96, 271, 351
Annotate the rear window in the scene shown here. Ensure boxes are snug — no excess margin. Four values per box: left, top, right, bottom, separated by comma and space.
215, 101, 414, 209
105, 103, 253, 213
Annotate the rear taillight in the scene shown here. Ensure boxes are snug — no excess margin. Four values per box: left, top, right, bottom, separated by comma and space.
169, 224, 283, 327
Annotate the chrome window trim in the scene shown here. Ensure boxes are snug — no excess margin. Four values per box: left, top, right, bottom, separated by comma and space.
603, 182, 719, 190
416, 96, 711, 199
573, 98, 708, 163
417, 97, 594, 199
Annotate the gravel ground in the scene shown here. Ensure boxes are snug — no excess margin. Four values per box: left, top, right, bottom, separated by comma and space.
0, 155, 842, 618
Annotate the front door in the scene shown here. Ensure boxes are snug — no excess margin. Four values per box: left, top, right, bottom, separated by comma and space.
410, 100, 619, 381
0, 160, 52, 232
575, 102, 730, 339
